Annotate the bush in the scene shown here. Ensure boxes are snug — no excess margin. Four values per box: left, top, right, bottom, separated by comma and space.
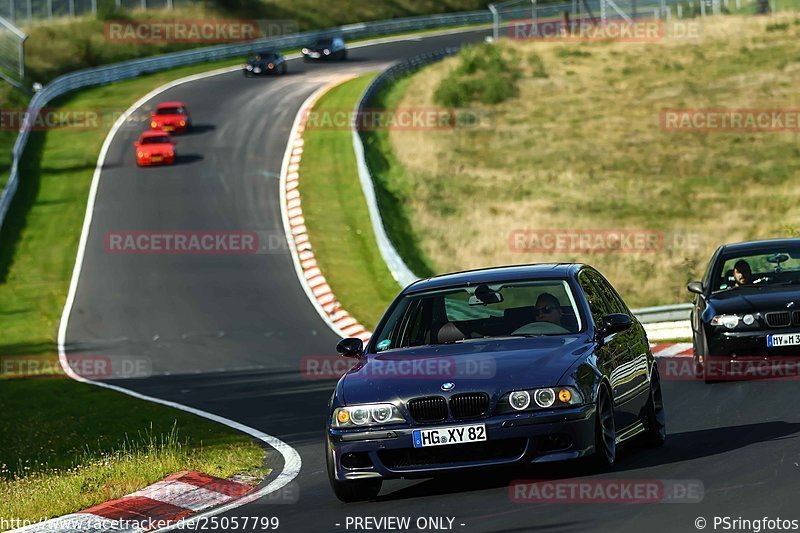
433, 42, 521, 107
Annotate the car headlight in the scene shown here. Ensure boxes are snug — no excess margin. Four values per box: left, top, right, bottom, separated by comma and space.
324, 48, 330, 55
332, 403, 405, 428
150, 121, 157, 128
302, 48, 309, 54
245, 64, 253, 70
711, 314, 744, 329
506, 386, 582, 412
137, 152, 145, 158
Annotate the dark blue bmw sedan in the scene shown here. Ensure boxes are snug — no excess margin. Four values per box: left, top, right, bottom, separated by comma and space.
326, 264, 665, 502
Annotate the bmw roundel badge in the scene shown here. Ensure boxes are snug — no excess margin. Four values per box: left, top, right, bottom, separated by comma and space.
441, 382, 455, 391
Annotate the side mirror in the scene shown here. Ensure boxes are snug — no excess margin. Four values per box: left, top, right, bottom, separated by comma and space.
687, 281, 704, 295
336, 337, 363, 358
133, 141, 140, 147
149, 111, 155, 117
601, 313, 633, 337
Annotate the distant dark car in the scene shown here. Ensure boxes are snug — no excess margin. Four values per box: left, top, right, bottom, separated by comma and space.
243, 50, 287, 76
326, 264, 665, 502
688, 238, 800, 382
302, 37, 347, 61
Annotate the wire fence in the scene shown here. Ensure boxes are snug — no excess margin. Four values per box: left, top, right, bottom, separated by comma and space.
0, 15, 25, 82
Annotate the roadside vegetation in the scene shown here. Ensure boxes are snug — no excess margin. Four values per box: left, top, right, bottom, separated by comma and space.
298, 75, 401, 329
0, 59, 271, 526
370, 14, 800, 308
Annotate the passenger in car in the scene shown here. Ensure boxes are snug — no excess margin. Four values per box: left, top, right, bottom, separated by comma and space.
733, 260, 752, 287
534, 293, 563, 327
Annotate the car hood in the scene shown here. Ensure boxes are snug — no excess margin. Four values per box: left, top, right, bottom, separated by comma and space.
339, 336, 591, 405
139, 144, 172, 154
705, 286, 800, 317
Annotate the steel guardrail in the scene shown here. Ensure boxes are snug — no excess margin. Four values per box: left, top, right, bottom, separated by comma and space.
0, 10, 493, 233
351, 47, 462, 288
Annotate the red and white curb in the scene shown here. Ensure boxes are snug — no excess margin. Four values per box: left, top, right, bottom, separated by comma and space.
15, 472, 254, 532
651, 343, 693, 358
280, 76, 372, 344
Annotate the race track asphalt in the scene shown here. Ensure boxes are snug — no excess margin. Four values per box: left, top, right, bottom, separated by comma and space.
62, 28, 800, 533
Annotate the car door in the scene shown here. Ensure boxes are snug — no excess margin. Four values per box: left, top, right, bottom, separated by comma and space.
577, 271, 628, 425
588, 271, 651, 426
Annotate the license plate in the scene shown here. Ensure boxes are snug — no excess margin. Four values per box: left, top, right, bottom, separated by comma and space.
767, 333, 800, 347
309, 52, 320, 58
151, 156, 162, 162
163, 126, 174, 131
253, 67, 261, 73
412, 424, 486, 448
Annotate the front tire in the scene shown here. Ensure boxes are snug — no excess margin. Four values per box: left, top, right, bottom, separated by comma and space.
592, 385, 616, 468
326, 440, 382, 502
643, 367, 666, 447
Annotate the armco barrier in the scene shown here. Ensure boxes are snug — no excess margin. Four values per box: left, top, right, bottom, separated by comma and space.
351, 48, 461, 288
0, 10, 492, 233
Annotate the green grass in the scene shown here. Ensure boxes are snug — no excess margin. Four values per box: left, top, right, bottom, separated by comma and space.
298, 75, 402, 329
0, 58, 270, 526
0, 380, 267, 526
371, 14, 800, 309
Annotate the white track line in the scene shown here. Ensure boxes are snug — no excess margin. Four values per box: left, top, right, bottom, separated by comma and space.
49, 24, 492, 531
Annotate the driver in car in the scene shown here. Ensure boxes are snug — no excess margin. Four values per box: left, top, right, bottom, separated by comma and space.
534, 293, 563, 326
733, 260, 752, 287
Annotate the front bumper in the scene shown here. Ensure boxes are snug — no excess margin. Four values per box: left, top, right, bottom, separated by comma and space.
328, 404, 596, 481
708, 328, 800, 358
137, 155, 175, 166
705, 328, 800, 379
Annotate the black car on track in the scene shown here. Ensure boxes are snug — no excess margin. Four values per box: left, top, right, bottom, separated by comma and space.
243, 50, 287, 76
326, 263, 665, 502
688, 238, 800, 382
302, 37, 347, 61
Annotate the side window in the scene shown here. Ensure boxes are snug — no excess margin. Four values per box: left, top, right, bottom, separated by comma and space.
587, 271, 628, 315
578, 271, 612, 327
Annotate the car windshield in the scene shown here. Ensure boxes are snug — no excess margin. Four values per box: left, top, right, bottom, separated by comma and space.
155, 106, 185, 115
712, 246, 800, 292
254, 53, 277, 61
370, 280, 583, 352
141, 136, 171, 145
313, 39, 333, 47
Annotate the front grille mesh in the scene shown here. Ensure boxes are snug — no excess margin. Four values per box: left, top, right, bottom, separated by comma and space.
407, 396, 447, 423
766, 311, 792, 327
450, 393, 489, 419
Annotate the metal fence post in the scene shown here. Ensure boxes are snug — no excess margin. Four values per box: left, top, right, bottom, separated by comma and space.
19, 32, 25, 78
141, 0, 146, 10
700, 0, 705, 16
25, 0, 30, 24
91, 0, 96, 14
68, 0, 74, 16
47, 0, 51, 19
488, 3, 499, 40
8, 0, 13, 22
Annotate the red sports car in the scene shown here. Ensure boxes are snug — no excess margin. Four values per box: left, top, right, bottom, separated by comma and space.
149, 101, 191, 133
134, 131, 176, 166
